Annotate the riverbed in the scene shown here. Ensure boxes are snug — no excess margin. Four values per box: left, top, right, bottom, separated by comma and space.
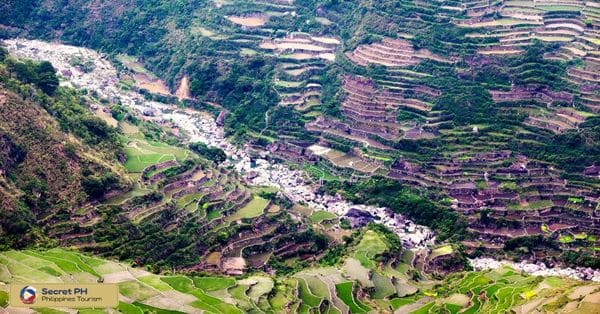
470, 258, 600, 282
4, 38, 434, 249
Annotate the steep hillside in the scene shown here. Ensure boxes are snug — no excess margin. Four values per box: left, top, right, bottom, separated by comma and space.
0, 54, 126, 249
0, 43, 338, 273
0, 1, 600, 312
2, 0, 599, 268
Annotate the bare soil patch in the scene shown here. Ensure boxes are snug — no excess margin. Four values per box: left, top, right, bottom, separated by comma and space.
226, 14, 268, 27
175, 75, 192, 100
134, 73, 171, 95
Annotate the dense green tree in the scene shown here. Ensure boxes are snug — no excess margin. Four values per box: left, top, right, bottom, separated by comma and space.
6, 59, 59, 95
0, 47, 7, 61
323, 178, 467, 241
0, 200, 37, 250
35, 61, 59, 95
189, 142, 227, 164
82, 173, 120, 199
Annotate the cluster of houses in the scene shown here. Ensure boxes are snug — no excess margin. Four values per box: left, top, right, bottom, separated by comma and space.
263, 132, 600, 254
471, 257, 600, 282
232, 151, 436, 249
5, 39, 122, 102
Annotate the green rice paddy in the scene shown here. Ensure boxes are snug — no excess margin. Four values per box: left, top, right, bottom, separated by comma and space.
303, 164, 341, 181
298, 278, 323, 307
123, 139, 189, 173
193, 276, 236, 291
1, 241, 599, 314
429, 245, 453, 260
353, 230, 388, 268
310, 210, 337, 223
225, 196, 269, 222
335, 282, 370, 313
507, 199, 553, 211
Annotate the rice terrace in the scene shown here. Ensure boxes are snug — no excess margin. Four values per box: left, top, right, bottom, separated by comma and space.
0, 0, 599, 313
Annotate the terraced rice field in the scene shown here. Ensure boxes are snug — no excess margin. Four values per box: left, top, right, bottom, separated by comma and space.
335, 281, 370, 313
372, 272, 396, 299
310, 210, 337, 224
176, 192, 204, 211
3, 243, 600, 313
123, 139, 190, 172
259, 33, 339, 115
0, 249, 274, 314
6, 1, 600, 313
226, 14, 268, 27
303, 164, 341, 182
225, 196, 269, 222
193, 276, 235, 291
308, 145, 380, 173
396, 266, 600, 313
353, 230, 388, 268
0, 249, 195, 313
429, 245, 453, 260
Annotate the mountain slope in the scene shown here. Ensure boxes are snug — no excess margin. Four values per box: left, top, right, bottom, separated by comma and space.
3, 0, 599, 268
0, 53, 125, 249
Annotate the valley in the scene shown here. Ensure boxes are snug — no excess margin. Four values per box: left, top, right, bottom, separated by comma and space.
2, 245, 600, 313
4, 37, 433, 256
0, 0, 599, 313
1, 35, 599, 313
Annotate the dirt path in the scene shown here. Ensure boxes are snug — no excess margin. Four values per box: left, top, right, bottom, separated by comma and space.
258, 108, 271, 137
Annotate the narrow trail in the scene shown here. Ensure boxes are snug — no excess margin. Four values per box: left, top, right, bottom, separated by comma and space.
258, 108, 270, 137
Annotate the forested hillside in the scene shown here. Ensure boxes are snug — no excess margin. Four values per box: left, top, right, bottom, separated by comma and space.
0, 44, 335, 273
3, 1, 597, 166
0, 49, 124, 249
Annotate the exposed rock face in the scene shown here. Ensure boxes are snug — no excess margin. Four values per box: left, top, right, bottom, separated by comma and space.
216, 110, 228, 126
